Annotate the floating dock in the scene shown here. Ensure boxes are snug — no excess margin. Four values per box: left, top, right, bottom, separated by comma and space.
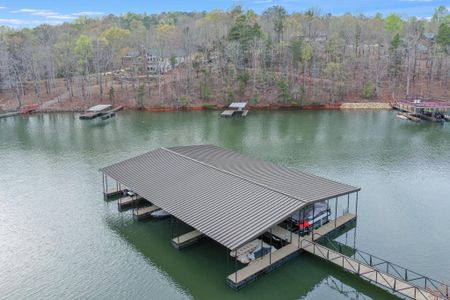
104, 188, 125, 199
0, 111, 20, 119
172, 230, 204, 249
118, 195, 143, 210
132, 205, 160, 220
221, 102, 249, 117
398, 112, 421, 123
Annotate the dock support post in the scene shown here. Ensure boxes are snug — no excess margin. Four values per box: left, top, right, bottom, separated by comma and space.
334, 197, 338, 228
102, 173, 105, 196
347, 194, 350, 213
105, 175, 108, 196
234, 253, 237, 283
170, 216, 174, 239
297, 209, 300, 248
177, 218, 180, 245
290, 222, 293, 244
355, 192, 359, 216
269, 228, 272, 265
312, 204, 315, 240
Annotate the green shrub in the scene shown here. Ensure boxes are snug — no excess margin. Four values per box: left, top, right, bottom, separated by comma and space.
361, 81, 376, 99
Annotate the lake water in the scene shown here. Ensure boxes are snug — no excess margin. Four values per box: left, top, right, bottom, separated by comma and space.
1, 110, 449, 300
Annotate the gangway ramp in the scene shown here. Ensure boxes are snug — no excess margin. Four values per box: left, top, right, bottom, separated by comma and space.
301, 239, 449, 300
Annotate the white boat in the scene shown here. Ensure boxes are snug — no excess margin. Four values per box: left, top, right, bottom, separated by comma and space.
230, 239, 260, 264
247, 242, 276, 261
397, 114, 408, 120
290, 201, 331, 233
150, 209, 171, 218
126, 190, 136, 197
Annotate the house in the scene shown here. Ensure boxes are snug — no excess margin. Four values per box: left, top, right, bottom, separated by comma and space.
121, 49, 186, 75
145, 49, 185, 75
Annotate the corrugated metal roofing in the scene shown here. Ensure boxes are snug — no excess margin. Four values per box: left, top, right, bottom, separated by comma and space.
168, 145, 360, 203
87, 104, 112, 112
100, 145, 359, 250
229, 102, 247, 109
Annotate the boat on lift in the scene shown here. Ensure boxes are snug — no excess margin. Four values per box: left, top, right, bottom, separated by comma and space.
290, 201, 331, 234
396, 114, 408, 120
150, 209, 171, 218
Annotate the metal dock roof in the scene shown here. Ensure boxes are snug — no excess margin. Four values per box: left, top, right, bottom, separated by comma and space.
87, 104, 112, 112
169, 145, 359, 203
229, 102, 247, 109
100, 145, 359, 250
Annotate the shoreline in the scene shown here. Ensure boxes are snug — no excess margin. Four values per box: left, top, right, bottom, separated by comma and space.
33, 102, 393, 114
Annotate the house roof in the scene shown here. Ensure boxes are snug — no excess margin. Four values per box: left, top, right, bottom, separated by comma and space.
100, 145, 359, 250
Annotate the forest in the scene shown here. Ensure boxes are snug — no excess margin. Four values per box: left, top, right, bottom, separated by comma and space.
0, 5, 449, 110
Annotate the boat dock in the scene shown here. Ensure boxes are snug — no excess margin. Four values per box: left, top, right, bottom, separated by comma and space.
80, 104, 123, 120
221, 102, 249, 117
100, 145, 450, 299
394, 98, 450, 123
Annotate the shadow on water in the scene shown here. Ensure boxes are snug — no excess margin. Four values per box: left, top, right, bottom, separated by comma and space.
105, 214, 399, 300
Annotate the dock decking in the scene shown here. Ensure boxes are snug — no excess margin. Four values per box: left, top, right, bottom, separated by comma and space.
172, 230, 204, 249
302, 240, 444, 300
398, 112, 421, 123
104, 188, 125, 199
220, 110, 249, 117
133, 205, 160, 220
226, 214, 356, 289
118, 195, 143, 210
221, 110, 235, 117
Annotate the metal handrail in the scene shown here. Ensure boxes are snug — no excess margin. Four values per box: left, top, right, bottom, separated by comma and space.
352, 249, 449, 298
301, 239, 450, 299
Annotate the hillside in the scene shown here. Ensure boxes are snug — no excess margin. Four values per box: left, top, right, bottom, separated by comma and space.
0, 6, 449, 111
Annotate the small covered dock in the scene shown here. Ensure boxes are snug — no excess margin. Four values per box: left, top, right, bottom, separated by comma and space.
100, 145, 449, 299
221, 102, 249, 117
80, 104, 123, 120
395, 98, 450, 123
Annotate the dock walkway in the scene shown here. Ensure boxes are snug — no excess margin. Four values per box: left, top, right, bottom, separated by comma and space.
302, 240, 446, 300
172, 230, 204, 249
227, 214, 356, 289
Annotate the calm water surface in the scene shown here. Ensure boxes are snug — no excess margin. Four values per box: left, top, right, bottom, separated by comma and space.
1, 111, 449, 300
